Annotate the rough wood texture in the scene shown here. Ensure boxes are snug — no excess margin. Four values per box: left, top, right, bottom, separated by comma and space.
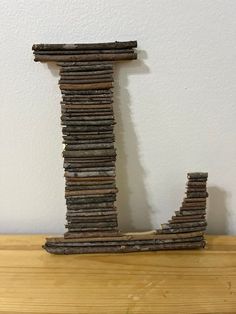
59, 78, 114, 84
61, 88, 113, 94
33, 41, 137, 62
157, 172, 208, 237
60, 66, 113, 72
34, 53, 137, 62
34, 49, 133, 55
67, 202, 114, 209
60, 82, 113, 90
33, 42, 208, 254
32, 48, 121, 238
0, 235, 235, 313
64, 231, 120, 238
44, 229, 207, 254
45, 241, 205, 254
33, 40, 137, 50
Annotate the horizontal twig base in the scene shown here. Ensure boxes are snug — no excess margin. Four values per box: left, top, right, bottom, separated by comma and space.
44, 230, 206, 254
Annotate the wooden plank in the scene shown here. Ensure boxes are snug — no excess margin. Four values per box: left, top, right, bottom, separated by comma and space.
0, 235, 235, 313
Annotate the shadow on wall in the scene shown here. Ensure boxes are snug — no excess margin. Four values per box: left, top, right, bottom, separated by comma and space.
47, 62, 60, 77
207, 186, 229, 234
113, 50, 153, 231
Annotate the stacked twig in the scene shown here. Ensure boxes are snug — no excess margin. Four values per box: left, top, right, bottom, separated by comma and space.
33, 41, 209, 254
61, 62, 118, 238
43, 172, 208, 254
157, 172, 208, 248
33, 41, 137, 239
44, 230, 205, 254
32, 41, 137, 62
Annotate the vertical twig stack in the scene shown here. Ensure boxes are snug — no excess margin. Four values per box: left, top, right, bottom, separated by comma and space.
60, 63, 118, 239
157, 172, 208, 248
32, 41, 137, 239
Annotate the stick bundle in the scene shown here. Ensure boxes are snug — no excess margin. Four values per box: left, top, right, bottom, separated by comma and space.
43, 171, 208, 254
32, 42, 137, 240
32, 41, 137, 62
59, 60, 119, 238
44, 230, 205, 254
156, 172, 208, 248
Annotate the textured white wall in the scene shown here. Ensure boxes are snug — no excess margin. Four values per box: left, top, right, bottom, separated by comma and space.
0, 0, 236, 234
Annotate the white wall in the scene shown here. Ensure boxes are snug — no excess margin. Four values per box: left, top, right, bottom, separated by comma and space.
0, 0, 236, 234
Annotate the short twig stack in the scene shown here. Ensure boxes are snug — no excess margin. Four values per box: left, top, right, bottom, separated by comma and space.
157, 172, 208, 246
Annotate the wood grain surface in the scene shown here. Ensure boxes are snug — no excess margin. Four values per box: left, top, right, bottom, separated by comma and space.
0, 235, 235, 313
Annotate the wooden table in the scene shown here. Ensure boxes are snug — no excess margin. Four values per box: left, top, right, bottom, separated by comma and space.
0, 235, 235, 313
